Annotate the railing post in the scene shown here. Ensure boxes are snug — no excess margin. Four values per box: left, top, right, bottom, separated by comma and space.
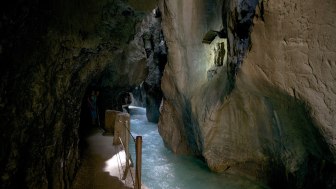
135, 136, 142, 189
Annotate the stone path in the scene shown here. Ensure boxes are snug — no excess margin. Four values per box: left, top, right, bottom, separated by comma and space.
71, 128, 135, 189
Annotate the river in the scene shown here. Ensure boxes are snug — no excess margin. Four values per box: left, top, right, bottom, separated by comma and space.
128, 106, 267, 189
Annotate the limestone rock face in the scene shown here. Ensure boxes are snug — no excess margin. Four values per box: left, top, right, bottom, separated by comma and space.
95, 6, 148, 124
158, 0, 336, 187
0, 0, 149, 188
158, 0, 228, 155
117, 8, 167, 122
142, 8, 167, 123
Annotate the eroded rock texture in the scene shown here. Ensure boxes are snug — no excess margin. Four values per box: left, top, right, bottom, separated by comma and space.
158, 0, 336, 188
142, 8, 167, 123
0, 0, 154, 188
97, 7, 166, 123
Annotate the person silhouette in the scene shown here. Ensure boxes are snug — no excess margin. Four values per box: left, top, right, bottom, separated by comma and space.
88, 90, 97, 125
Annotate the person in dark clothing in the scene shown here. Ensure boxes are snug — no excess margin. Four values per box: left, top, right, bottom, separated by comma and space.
88, 90, 97, 125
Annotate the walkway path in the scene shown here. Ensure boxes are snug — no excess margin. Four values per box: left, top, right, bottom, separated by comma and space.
71, 129, 134, 189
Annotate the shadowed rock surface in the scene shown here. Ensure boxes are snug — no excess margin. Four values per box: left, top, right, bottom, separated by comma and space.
142, 8, 167, 123
97, 6, 166, 124
158, 0, 336, 188
0, 0, 156, 188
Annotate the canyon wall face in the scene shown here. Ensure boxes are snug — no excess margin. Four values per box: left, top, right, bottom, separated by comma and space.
98, 7, 166, 123
0, 0, 154, 188
139, 8, 167, 123
158, 0, 336, 188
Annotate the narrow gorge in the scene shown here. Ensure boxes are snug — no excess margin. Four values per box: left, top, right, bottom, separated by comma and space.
0, 0, 335, 189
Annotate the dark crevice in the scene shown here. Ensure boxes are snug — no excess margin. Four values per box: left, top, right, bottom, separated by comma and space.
225, 0, 259, 93
259, 0, 265, 21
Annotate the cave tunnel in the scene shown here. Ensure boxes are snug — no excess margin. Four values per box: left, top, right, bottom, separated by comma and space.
1, 0, 336, 189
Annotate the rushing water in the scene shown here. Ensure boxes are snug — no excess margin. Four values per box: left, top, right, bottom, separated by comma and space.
128, 106, 267, 189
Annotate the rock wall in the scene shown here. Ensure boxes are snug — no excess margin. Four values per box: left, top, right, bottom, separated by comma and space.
158, 0, 336, 188
142, 8, 167, 123
158, 0, 226, 154
122, 8, 168, 123
0, 0, 151, 188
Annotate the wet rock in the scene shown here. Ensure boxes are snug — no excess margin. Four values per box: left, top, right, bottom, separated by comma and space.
131, 84, 146, 107
141, 8, 167, 123
130, 7, 167, 123
96, 7, 166, 124
158, 0, 336, 188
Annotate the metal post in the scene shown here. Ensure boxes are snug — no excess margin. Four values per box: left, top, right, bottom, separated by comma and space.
135, 136, 142, 189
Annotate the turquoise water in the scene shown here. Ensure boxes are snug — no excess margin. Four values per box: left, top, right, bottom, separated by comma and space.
128, 106, 267, 189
